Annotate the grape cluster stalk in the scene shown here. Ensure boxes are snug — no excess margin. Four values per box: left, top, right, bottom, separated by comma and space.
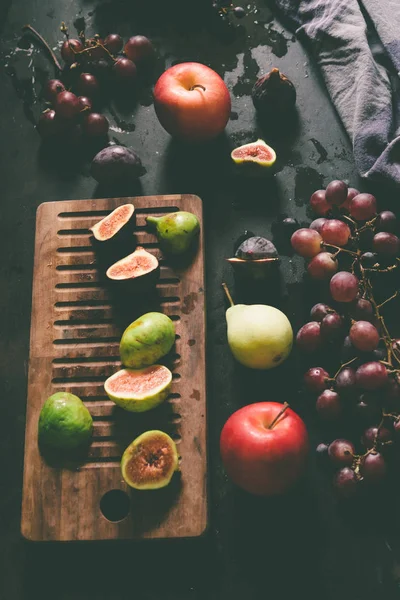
291, 180, 400, 498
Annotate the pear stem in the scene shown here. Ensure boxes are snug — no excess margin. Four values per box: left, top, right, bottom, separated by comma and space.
268, 402, 289, 429
222, 282, 234, 307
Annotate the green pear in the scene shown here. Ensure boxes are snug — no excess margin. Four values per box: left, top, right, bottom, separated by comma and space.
146, 211, 200, 255
223, 284, 293, 369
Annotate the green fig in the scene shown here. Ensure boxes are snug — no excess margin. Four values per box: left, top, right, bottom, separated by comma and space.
120, 312, 175, 368
222, 283, 293, 369
146, 211, 200, 255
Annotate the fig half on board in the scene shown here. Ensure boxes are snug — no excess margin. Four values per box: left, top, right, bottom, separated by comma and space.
90, 204, 135, 247
106, 246, 159, 291
104, 365, 172, 413
227, 236, 279, 280
121, 430, 179, 490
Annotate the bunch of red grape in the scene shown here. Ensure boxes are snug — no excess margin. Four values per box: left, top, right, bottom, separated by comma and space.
291, 180, 400, 498
36, 24, 155, 141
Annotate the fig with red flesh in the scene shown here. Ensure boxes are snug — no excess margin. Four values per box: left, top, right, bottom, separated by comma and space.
121, 430, 179, 490
252, 68, 296, 114
90, 204, 135, 248
106, 247, 159, 291
227, 236, 279, 280
104, 365, 172, 412
231, 139, 276, 176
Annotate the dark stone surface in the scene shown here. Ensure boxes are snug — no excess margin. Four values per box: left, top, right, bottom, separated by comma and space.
1, 1, 400, 599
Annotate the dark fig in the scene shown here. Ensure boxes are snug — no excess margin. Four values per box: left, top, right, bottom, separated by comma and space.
227, 236, 279, 280
91, 145, 144, 184
252, 68, 296, 114
106, 247, 159, 292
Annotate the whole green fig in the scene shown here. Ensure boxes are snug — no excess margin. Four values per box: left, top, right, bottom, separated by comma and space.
146, 211, 200, 255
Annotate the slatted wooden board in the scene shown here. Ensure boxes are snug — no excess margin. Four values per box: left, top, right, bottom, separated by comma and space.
21, 195, 207, 541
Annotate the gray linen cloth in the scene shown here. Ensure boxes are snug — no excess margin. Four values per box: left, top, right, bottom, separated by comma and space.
274, 0, 400, 186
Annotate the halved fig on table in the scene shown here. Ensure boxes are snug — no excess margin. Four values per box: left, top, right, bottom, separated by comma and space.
227, 236, 279, 280
106, 246, 159, 291
104, 365, 172, 412
121, 430, 179, 490
90, 204, 135, 246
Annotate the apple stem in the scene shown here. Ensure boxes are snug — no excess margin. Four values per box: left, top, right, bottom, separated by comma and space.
222, 282, 234, 307
268, 402, 289, 429
190, 84, 206, 92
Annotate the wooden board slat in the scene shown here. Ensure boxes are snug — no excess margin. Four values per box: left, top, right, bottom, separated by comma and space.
21, 195, 207, 541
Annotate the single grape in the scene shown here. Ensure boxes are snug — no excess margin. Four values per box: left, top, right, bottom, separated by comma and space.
349, 193, 377, 221
309, 218, 327, 234
330, 271, 359, 303
78, 96, 92, 112
54, 91, 80, 119
336, 367, 357, 397
360, 252, 378, 268
341, 336, 358, 361
356, 361, 388, 390
316, 443, 329, 459
373, 232, 400, 258
372, 347, 387, 362
341, 187, 360, 212
113, 57, 137, 82
44, 79, 66, 103
321, 219, 351, 247
362, 426, 393, 449
282, 217, 299, 237
77, 73, 99, 97
61, 39, 84, 64
233, 6, 246, 17
352, 298, 373, 321
361, 452, 387, 484
104, 33, 123, 54
308, 252, 338, 281
334, 468, 358, 498
325, 180, 348, 206
320, 313, 343, 341
304, 367, 329, 393
349, 321, 379, 352
37, 109, 62, 138
83, 113, 109, 136
291, 228, 322, 258
124, 36, 154, 64
296, 322, 321, 352
387, 377, 400, 405
316, 389, 342, 420
91, 59, 111, 81
310, 190, 330, 216
310, 303, 333, 322
376, 210, 397, 233
328, 439, 355, 467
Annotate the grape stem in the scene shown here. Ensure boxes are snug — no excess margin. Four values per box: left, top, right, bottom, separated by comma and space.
332, 356, 358, 379
22, 24, 62, 73
377, 291, 399, 309
322, 243, 358, 257
222, 282, 235, 307
268, 402, 289, 429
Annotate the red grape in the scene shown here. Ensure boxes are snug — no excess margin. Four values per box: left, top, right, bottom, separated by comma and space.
376, 210, 397, 233
349, 193, 377, 221
341, 187, 360, 212
310, 303, 333, 322
83, 113, 109, 136
328, 439, 355, 467
77, 73, 99, 97
78, 96, 92, 112
124, 35, 154, 63
336, 367, 357, 397
296, 322, 321, 352
104, 33, 123, 54
349, 321, 379, 352
333, 467, 358, 498
356, 361, 388, 390
352, 298, 373, 321
304, 367, 329, 393
61, 39, 84, 64
308, 252, 338, 280
325, 180, 348, 206
362, 426, 392, 449
310, 190, 330, 216
373, 232, 400, 257
309, 218, 327, 233
316, 389, 342, 420
360, 252, 378, 268
291, 228, 322, 258
320, 312, 343, 341
330, 271, 359, 303
113, 57, 137, 82
361, 452, 387, 483
321, 219, 351, 246
54, 91, 80, 119
316, 443, 329, 458
44, 79, 66, 103
37, 109, 63, 138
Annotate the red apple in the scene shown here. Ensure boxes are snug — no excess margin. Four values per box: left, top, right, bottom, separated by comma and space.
153, 62, 231, 142
220, 402, 309, 496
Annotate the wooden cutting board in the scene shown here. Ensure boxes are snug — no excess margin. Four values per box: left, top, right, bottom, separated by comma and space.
21, 195, 207, 541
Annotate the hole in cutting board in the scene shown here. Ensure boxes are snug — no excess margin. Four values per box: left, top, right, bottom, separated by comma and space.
100, 489, 130, 522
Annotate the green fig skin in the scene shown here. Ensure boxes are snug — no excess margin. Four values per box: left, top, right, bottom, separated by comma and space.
146, 211, 200, 255
120, 312, 176, 368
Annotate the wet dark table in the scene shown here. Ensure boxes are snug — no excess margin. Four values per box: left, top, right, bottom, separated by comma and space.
2, 1, 400, 599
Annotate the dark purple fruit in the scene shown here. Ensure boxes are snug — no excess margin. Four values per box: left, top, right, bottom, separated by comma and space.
228, 236, 278, 280
252, 68, 296, 114
91, 145, 143, 183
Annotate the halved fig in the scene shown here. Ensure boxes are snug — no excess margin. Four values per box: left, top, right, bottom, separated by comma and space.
121, 430, 179, 490
104, 365, 172, 412
231, 139, 276, 175
90, 204, 135, 244
227, 236, 279, 280
106, 247, 159, 291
